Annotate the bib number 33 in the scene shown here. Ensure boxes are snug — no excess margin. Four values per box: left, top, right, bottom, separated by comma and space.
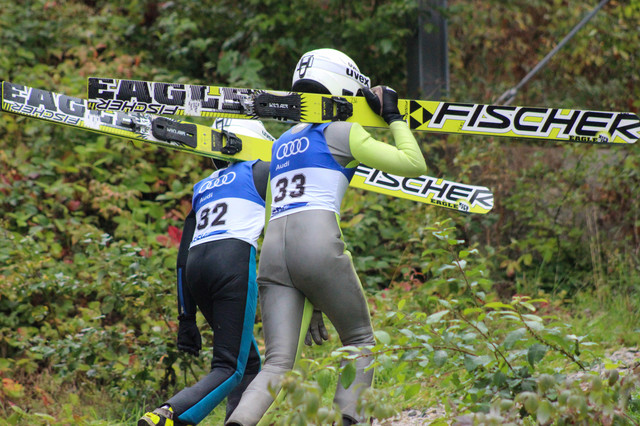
274, 173, 306, 202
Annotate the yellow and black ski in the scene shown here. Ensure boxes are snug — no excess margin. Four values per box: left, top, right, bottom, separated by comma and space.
87, 77, 639, 145
2, 81, 493, 214
2, 81, 267, 162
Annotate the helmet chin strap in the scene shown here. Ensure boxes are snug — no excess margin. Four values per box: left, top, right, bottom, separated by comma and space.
292, 79, 331, 95
211, 158, 229, 170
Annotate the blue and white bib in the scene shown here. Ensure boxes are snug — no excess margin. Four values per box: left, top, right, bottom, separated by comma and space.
190, 160, 265, 248
269, 123, 356, 219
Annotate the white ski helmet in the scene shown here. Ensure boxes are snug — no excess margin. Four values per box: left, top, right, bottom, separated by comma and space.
291, 48, 370, 96
211, 118, 276, 142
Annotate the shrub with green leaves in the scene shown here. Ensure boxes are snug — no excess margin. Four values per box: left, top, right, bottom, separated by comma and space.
1, 0, 639, 424
248, 220, 638, 424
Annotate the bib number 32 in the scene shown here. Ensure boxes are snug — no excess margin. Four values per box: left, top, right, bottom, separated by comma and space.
197, 202, 228, 229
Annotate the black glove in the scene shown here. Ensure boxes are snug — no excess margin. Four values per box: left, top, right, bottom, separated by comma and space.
362, 85, 404, 124
305, 309, 329, 346
177, 315, 202, 356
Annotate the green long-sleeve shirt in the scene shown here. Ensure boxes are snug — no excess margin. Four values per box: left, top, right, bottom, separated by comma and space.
346, 121, 427, 176
311, 120, 426, 177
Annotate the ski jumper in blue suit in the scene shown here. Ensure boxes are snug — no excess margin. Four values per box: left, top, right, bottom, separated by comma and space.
168, 159, 269, 425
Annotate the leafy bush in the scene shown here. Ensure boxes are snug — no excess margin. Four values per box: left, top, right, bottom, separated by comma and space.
1, 0, 639, 424
252, 221, 639, 424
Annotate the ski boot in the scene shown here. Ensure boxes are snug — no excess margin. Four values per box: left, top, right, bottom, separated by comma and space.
138, 405, 192, 426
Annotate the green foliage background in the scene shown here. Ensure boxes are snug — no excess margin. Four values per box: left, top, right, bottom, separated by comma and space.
0, 0, 639, 424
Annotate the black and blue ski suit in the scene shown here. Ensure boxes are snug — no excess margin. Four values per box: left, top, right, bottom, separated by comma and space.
167, 159, 269, 425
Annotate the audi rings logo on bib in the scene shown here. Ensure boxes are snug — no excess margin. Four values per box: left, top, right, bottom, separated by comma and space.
198, 172, 236, 193
276, 137, 310, 160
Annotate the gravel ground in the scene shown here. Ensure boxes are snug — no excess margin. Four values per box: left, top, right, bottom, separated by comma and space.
372, 406, 447, 426
372, 348, 640, 425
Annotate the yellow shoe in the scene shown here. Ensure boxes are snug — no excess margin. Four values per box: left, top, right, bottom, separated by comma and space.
138, 406, 179, 426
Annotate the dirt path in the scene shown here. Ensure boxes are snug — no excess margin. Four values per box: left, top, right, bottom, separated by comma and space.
373, 348, 640, 425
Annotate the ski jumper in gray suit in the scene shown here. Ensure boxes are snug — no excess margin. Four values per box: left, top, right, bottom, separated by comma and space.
226, 118, 427, 425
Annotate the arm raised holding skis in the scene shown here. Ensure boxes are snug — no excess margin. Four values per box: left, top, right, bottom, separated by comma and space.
352, 85, 427, 176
